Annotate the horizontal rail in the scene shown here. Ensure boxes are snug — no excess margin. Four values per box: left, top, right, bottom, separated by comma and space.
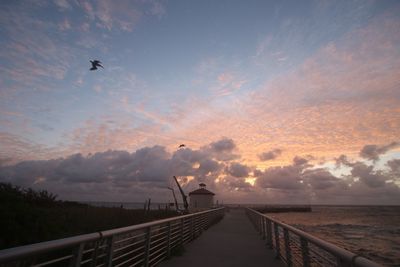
246, 208, 382, 267
0, 207, 225, 266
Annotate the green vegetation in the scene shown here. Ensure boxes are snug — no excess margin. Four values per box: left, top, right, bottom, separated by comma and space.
0, 183, 178, 250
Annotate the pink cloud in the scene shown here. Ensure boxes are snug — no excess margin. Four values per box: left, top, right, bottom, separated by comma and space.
58, 18, 71, 31
79, 0, 142, 32
150, 1, 166, 19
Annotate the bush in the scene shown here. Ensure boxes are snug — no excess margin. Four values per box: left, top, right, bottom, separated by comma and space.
0, 183, 178, 249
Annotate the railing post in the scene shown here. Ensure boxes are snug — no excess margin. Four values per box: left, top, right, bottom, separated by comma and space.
105, 236, 114, 267
166, 222, 171, 258
300, 237, 310, 267
283, 228, 292, 266
144, 227, 151, 267
91, 237, 104, 267
180, 218, 184, 245
274, 223, 281, 259
191, 216, 195, 240
199, 214, 204, 233
70, 243, 84, 267
266, 219, 273, 248
337, 257, 352, 267
262, 217, 266, 240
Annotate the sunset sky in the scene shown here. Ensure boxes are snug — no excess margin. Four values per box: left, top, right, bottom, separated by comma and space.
1, 0, 399, 204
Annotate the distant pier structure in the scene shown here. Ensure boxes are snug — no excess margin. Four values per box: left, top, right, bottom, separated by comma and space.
189, 183, 215, 212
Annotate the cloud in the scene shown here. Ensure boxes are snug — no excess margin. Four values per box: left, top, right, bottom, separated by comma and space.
255, 160, 305, 190
1, 140, 399, 204
351, 162, 388, 188
58, 18, 71, 31
54, 0, 72, 11
302, 168, 342, 190
150, 1, 166, 19
240, 11, 400, 163
212, 72, 246, 97
259, 149, 282, 161
0, 138, 239, 201
77, 0, 166, 32
387, 159, 400, 173
335, 154, 353, 167
209, 138, 235, 153
359, 142, 399, 161
254, 150, 400, 204
0, 3, 79, 93
293, 156, 312, 166
205, 138, 240, 161
220, 176, 253, 192
226, 162, 250, 178
0, 132, 61, 165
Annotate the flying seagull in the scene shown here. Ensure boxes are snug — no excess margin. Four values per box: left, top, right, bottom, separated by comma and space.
90, 60, 103, 71
179, 144, 185, 148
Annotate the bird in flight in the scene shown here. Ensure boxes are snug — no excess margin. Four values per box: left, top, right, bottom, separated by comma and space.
179, 144, 185, 148
90, 60, 103, 71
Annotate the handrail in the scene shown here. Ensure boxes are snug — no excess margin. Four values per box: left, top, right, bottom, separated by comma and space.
0, 207, 225, 266
0, 233, 100, 262
246, 208, 382, 267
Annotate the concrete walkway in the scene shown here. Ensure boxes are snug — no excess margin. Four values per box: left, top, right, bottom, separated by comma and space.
160, 209, 284, 267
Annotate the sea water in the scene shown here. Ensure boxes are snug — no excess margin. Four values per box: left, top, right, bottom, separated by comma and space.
267, 206, 400, 266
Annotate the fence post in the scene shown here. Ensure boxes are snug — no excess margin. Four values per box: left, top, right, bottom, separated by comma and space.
274, 223, 281, 259
283, 228, 292, 266
166, 222, 171, 258
144, 227, 151, 267
300, 237, 310, 267
70, 243, 84, 267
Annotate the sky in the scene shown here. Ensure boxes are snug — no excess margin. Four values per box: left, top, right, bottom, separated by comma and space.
0, 0, 400, 205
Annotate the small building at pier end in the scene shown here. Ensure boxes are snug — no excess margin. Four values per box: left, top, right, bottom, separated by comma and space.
189, 183, 215, 212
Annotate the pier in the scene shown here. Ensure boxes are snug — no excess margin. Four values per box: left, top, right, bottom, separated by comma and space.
0, 207, 382, 267
160, 208, 283, 267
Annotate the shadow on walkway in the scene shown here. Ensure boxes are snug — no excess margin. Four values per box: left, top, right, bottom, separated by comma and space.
160, 208, 284, 267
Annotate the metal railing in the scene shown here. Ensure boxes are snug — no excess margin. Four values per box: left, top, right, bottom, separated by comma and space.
0, 207, 225, 267
246, 208, 382, 267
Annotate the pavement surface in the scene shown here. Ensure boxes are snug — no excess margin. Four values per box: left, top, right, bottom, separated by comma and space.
159, 208, 285, 267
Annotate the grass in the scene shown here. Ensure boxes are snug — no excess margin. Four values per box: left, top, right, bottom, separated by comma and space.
0, 183, 178, 250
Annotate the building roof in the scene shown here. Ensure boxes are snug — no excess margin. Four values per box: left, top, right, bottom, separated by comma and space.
189, 188, 215, 196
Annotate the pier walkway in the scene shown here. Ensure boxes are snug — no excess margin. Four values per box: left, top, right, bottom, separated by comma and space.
160, 208, 283, 267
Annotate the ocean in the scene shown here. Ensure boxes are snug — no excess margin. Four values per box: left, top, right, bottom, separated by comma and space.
267, 206, 400, 267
